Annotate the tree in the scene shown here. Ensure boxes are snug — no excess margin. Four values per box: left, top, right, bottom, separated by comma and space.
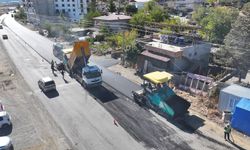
130, 11, 152, 26
80, 11, 101, 27
150, 5, 168, 22
130, 1, 167, 25
215, 2, 250, 80
125, 4, 138, 15
99, 23, 110, 36
108, 0, 116, 13
14, 8, 27, 21
193, 6, 238, 43
192, 7, 207, 23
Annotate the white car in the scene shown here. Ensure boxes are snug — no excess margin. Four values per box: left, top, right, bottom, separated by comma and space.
38, 77, 56, 92
0, 136, 13, 150
0, 111, 11, 129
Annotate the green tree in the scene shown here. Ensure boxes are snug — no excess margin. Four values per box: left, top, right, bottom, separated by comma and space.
192, 7, 207, 23
130, 1, 167, 25
130, 12, 152, 26
108, 0, 116, 13
215, 2, 250, 80
161, 18, 183, 34
150, 5, 168, 22
99, 23, 110, 36
80, 0, 101, 27
14, 8, 27, 21
80, 11, 101, 27
125, 4, 138, 15
193, 6, 238, 43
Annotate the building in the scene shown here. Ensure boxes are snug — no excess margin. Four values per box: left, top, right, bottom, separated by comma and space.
54, 0, 90, 22
165, 0, 205, 11
93, 14, 131, 33
218, 84, 250, 112
134, 0, 151, 9
137, 36, 211, 74
21, 0, 55, 16
21, 0, 90, 22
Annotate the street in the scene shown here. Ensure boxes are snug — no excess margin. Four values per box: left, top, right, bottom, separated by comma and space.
0, 14, 237, 150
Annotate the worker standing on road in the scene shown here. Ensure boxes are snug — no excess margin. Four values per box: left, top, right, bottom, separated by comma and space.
224, 123, 232, 141
61, 69, 64, 79
51, 60, 55, 74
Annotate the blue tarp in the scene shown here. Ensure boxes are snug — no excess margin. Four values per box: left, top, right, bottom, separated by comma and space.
231, 98, 250, 136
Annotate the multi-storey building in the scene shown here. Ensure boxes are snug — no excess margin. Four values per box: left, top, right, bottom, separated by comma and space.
164, 0, 205, 11
54, 0, 90, 22
21, 0, 55, 16
21, 0, 89, 22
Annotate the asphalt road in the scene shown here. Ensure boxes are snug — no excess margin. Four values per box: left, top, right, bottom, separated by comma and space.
1, 14, 236, 150
1, 15, 145, 150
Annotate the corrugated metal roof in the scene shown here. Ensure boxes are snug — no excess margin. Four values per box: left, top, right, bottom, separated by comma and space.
141, 50, 170, 62
221, 84, 250, 99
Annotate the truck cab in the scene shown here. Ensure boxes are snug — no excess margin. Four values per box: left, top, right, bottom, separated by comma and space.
82, 65, 102, 88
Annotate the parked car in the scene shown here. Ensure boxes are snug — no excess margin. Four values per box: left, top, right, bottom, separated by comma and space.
38, 77, 56, 92
0, 111, 11, 129
2, 35, 8, 40
0, 136, 13, 150
0, 101, 4, 111
0, 25, 3, 29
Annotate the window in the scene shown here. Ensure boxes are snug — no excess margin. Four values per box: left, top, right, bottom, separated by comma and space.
72, 0, 75, 2
67, 0, 70, 1
62, 4, 65, 7
68, 9, 71, 12
68, 4, 70, 7
0, 117, 3, 121
73, 9, 75, 12
62, 0, 64, 2
72, 4, 75, 7
55, 4, 58, 7
55, 0, 58, 2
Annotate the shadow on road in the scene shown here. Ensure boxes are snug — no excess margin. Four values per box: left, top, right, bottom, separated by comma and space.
0, 123, 13, 136
229, 140, 247, 150
88, 86, 118, 103
44, 90, 59, 98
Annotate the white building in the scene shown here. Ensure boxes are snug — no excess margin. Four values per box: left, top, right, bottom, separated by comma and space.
134, 0, 151, 9
54, 0, 90, 22
166, 0, 204, 11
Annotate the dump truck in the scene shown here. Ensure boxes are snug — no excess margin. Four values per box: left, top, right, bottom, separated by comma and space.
132, 71, 190, 119
53, 39, 102, 88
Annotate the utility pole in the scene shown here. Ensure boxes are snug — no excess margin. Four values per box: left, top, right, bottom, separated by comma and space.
122, 30, 125, 65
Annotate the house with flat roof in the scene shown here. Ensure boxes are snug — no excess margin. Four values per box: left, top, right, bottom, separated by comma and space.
93, 14, 131, 32
137, 35, 211, 74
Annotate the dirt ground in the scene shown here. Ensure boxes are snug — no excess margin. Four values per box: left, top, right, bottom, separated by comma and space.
108, 63, 250, 150
0, 41, 71, 150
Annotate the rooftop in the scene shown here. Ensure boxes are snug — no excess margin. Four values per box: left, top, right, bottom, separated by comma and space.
221, 84, 250, 100
42, 77, 54, 82
135, 0, 151, 2
147, 42, 184, 53
93, 14, 131, 21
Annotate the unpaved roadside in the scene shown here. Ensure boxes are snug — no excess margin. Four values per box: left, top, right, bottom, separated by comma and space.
0, 40, 71, 150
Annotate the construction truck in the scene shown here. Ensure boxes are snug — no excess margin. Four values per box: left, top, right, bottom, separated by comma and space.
53, 39, 102, 88
132, 71, 190, 119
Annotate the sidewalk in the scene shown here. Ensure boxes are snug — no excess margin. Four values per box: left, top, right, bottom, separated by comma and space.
108, 64, 250, 150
